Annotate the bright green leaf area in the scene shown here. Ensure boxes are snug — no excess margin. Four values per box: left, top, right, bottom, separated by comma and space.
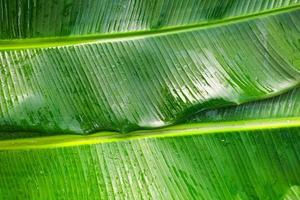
0, 1, 300, 199
0, 1, 299, 134
0, 87, 299, 147
0, 88, 300, 199
1, 0, 299, 39
1, 128, 300, 200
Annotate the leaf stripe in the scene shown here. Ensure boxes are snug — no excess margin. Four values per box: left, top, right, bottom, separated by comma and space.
0, 4, 299, 50
0, 117, 299, 150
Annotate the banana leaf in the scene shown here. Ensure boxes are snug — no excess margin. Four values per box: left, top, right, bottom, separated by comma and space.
0, 0, 299, 133
0, 0, 300, 199
0, 88, 299, 199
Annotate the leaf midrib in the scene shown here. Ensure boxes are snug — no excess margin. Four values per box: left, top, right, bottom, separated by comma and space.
0, 117, 299, 151
0, 4, 299, 51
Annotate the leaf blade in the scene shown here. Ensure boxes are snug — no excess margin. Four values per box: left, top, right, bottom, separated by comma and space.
1, 7, 299, 134
1, 0, 300, 39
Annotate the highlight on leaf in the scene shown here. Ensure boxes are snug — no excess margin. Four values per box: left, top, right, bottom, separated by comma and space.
0, 0, 299, 199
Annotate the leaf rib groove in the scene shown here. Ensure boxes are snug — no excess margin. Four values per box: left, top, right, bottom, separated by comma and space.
0, 117, 299, 150
0, 4, 299, 51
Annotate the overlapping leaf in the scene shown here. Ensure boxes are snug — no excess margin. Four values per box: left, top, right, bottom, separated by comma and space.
0, 1, 299, 134
0, 88, 299, 199
0, 1, 300, 199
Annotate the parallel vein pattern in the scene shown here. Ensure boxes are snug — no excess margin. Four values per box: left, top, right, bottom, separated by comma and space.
1, 1, 300, 200
0, 62, 299, 199
0, 87, 299, 148
0, 128, 299, 199
187, 87, 300, 123
0, 7, 299, 134
0, 0, 300, 39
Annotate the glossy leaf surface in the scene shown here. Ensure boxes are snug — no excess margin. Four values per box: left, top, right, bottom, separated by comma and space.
0, 1, 300, 199
0, 1, 299, 134
1, 0, 300, 39
0, 88, 299, 199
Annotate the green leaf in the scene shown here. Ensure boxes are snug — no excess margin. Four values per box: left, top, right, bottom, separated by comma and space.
0, 88, 299, 199
186, 87, 300, 123
0, 1, 299, 134
0, 1, 300, 199
1, 0, 300, 39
